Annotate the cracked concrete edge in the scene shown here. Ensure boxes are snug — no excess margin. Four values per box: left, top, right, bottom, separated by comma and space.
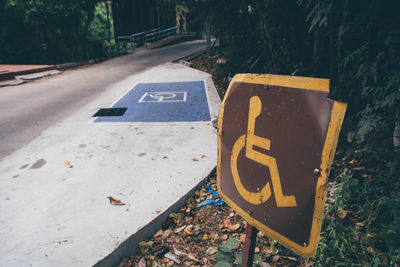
94, 166, 217, 267
0, 70, 61, 86
15, 70, 61, 80
0, 79, 25, 87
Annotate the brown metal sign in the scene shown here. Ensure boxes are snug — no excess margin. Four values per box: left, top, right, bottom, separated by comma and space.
217, 74, 347, 257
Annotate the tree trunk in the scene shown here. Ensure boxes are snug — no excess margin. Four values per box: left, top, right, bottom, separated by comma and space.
83, 1, 97, 60
312, 29, 319, 75
394, 125, 400, 150
206, 20, 211, 55
105, 0, 111, 44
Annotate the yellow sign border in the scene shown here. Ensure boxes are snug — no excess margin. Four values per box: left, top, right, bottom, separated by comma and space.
217, 73, 347, 257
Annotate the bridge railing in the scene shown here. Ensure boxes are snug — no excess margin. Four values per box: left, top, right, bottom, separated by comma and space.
144, 26, 177, 43
117, 26, 177, 49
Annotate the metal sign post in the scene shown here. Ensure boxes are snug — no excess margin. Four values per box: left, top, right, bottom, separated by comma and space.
217, 74, 347, 260
242, 224, 258, 267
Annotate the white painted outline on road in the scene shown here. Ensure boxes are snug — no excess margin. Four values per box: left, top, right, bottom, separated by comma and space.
203, 79, 213, 118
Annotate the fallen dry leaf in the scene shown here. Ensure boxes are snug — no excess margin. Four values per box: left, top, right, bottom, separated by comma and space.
352, 166, 365, 171
173, 247, 188, 258
153, 229, 163, 238
107, 196, 125, 205
263, 245, 279, 256
220, 234, 228, 240
139, 241, 148, 247
211, 232, 219, 239
223, 217, 231, 226
65, 161, 73, 168
239, 234, 246, 243
175, 225, 186, 233
187, 254, 200, 262
138, 257, 146, 267
206, 247, 218, 255
286, 256, 298, 261
202, 234, 210, 240
184, 225, 195, 235
228, 223, 240, 231
164, 252, 181, 264
272, 255, 280, 262
162, 229, 172, 238
337, 206, 348, 219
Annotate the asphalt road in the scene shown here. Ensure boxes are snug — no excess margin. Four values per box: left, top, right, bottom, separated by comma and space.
0, 40, 206, 161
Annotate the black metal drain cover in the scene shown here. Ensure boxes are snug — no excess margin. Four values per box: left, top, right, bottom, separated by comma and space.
93, 108, 127, 117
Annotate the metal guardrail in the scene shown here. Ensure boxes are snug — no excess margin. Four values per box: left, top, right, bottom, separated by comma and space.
144, 26, 177, 43
117, 26, 177, 48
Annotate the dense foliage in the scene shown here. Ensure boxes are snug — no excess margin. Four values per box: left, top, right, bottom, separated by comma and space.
188, 0, 400, 265
189, 0, 400, 264
189, 0, 400, 142
0, 0, 114, 64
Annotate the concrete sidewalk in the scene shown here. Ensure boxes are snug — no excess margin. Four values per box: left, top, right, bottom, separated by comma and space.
0, 64, 56, 82
0, 63, 220, 266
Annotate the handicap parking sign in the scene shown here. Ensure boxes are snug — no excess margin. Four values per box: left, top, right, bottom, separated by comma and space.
94, 81, 211, 122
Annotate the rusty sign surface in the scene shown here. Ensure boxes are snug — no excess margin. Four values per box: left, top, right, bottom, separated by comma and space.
217, 74, 347, 257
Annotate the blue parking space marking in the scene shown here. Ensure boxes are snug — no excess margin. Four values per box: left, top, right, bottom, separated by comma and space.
94, 81, 211, 122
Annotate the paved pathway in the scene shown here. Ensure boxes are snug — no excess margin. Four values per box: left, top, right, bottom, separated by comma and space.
0, 40, 206, 161
0, 42, 221, 266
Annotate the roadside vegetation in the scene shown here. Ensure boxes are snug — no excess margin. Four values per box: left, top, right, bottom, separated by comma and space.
0, 0, 115, 64
194, 0, 400, 265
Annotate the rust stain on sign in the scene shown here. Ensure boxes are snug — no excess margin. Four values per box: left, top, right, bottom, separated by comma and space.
217, 74, 347, 257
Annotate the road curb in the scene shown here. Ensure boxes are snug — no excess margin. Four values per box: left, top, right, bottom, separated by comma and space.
56, 58, 106, 70
0, 79, 25, 87
94, 167, 216, 267
16, 69, 61, 81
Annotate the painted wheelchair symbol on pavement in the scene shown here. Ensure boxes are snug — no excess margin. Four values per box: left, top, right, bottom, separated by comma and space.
138, 91, 187, 103
230, 96, 297, 207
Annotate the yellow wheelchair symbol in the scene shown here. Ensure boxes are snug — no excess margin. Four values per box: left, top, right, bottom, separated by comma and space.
230, 96, 297, 207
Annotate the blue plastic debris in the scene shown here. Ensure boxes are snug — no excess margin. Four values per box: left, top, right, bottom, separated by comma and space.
197, 184, 225, 207
205, 184, 219, 196
197, 199, 225, 207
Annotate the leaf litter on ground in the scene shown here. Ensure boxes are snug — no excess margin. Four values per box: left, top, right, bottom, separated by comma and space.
118, 174, 304, 267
